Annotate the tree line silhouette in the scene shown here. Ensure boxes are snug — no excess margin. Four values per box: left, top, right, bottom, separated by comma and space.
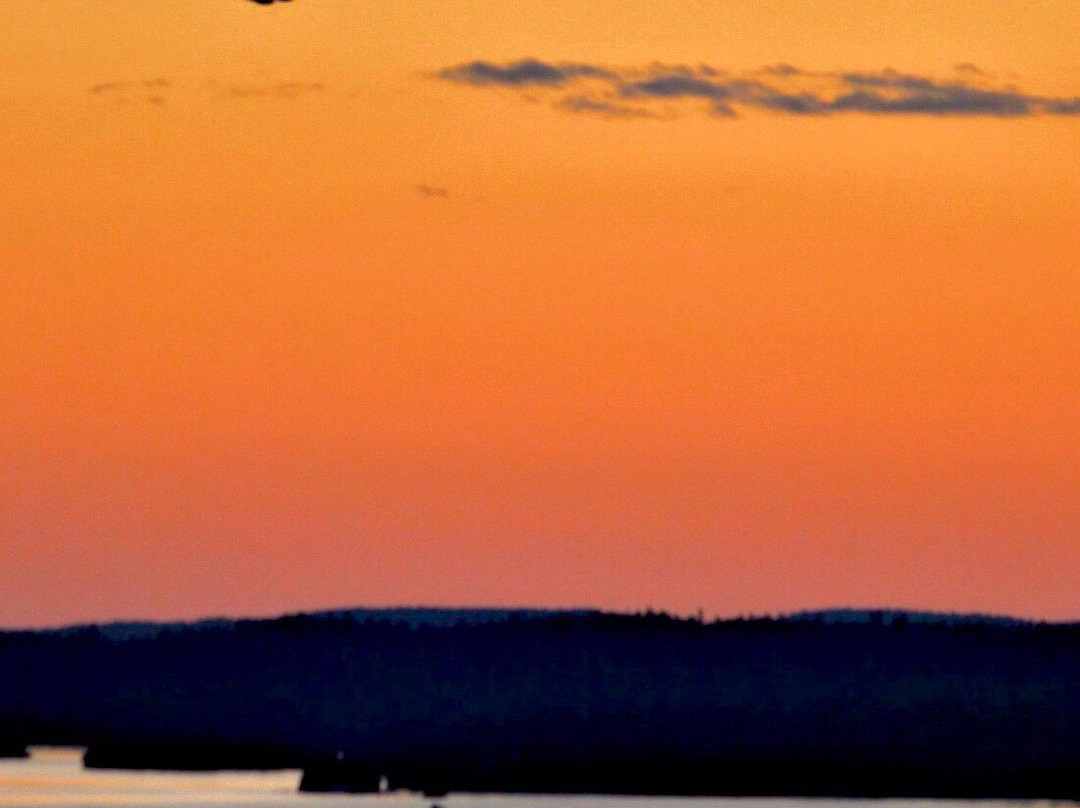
2, 609, 1080, 798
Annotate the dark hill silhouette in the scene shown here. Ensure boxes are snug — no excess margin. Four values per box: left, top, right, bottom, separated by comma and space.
2, 608, 1080, 798
37, 607, 596, 642
785, 608, 1033, 628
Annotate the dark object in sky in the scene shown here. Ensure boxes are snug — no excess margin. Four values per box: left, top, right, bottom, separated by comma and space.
247, 0, 293, 5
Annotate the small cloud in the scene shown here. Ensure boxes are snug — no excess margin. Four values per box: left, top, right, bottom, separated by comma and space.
224, 84, 266, 98
417, 184, 449, 198
89, 81, 129, 95
275, 81, 325, 99
222, 81, 325, 99
437, 59, 612, 88
761, 63, 805, 77
622, 75, 729, 100
89, 80, 170, 107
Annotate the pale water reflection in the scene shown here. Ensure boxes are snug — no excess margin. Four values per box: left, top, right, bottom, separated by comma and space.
0, 749, 1061, 808
0, 747, 305, 806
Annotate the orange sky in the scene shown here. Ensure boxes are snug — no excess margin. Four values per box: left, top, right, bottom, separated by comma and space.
2, 1, 1080, 628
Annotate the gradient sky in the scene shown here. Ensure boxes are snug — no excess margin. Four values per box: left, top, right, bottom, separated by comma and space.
3, 1, 1080, 628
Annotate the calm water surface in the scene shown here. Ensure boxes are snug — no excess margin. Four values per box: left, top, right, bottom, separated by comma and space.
0, 748, 1056, 808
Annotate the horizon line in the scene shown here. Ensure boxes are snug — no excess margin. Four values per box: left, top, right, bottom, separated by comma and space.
5, 603, 1078, 634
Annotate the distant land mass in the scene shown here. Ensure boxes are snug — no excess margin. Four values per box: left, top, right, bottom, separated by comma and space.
3, 607, 1080, 799
44, 607, 600, 642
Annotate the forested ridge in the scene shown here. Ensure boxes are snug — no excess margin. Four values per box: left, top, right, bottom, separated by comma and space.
2, 608, 1079, 798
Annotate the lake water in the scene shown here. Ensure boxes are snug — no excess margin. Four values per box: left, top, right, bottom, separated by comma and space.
0, 748, 1055, 808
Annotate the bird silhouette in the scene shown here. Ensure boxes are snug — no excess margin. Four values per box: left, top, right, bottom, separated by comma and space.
247, 0, 293, 5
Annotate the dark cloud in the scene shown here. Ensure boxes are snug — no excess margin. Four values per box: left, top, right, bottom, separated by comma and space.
830, 86, 1031, 116
1045, 98, 1080, 115
437, 59, 612, 88
622, 75, 729, 99
841, 70, 940, 91
754, 91, 826, 115
435, 59, 1080, 120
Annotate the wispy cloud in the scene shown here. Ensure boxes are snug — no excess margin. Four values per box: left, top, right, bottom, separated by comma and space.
556, 95, 659, 119
417, 184, 449, 198
221, 81, 325, 100
89, 81, 130, 95
88, 79, 172, 105
436, 60, 1080, 120
88, 79, 325, 105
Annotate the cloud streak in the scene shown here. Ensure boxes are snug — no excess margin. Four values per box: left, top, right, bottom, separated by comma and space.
438, 59, 613, 87
222, 81, 325, 99
88, 78, 325, 105
436, 60, 1080, 120
417, 184, 449, 198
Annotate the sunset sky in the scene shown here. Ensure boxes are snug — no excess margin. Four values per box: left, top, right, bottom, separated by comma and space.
3, 1, 1080, 628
